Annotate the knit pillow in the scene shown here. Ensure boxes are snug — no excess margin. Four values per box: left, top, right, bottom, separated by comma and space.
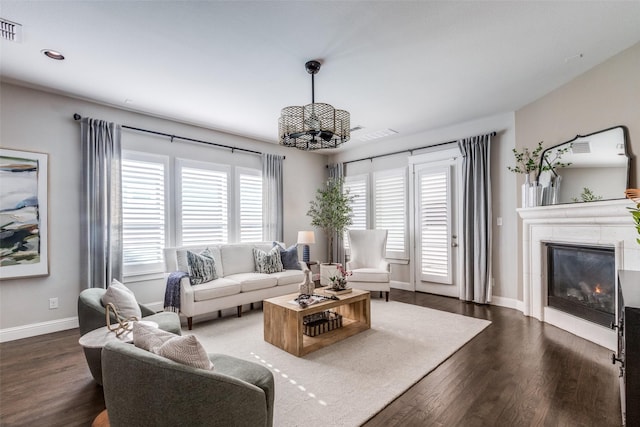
151, 335, 214, 370
187, 248, 218, 285
101, 279, 142, 319
253, 246, 283, 274
132, 321, 176, 351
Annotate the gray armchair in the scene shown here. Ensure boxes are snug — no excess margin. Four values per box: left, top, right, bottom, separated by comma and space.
102, 340, 275, 427
78, 288, 182, 385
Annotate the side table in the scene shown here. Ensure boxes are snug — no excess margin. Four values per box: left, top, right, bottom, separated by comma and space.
78, 320, 158, 348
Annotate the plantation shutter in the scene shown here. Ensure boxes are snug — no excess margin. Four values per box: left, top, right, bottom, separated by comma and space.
418, 166, 452, 284
238, 170, 263, 242
121, 155, 166, 275
178, 162, 228, 245
374, 168, 407, 259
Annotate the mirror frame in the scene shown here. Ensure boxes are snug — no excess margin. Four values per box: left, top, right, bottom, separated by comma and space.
536, 125, 631, 203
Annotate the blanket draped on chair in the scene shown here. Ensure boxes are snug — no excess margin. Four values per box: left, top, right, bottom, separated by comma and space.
164, 271, 188, 312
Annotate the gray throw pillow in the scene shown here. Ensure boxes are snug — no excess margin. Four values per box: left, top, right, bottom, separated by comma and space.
151, 335, 214, 370
187, 248, 218, 285
275, 243, 301, 270
101, 279, 142, 319
253, 246, 284, 274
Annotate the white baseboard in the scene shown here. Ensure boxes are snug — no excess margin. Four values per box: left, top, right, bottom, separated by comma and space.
490, 295, 524, 312
0, 317, 79, 343
390, 280, 413, 291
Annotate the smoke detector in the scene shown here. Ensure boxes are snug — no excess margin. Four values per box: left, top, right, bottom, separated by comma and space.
0, 18, 22, 42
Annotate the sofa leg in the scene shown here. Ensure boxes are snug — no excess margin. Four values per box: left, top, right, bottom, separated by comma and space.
385, 291, 389, 302
250, 302, 254, 310
218, 310, 222, 318
379, 291, 383, 298
187, 317, 193, 330
237, 306, 242, 317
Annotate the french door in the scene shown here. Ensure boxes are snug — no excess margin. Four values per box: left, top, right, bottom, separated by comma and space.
413, 157, 460, 297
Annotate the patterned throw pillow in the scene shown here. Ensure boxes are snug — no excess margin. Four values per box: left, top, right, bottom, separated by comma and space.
133, 321, 176, 351
253, 246, 284, 274
151, 334, 214, 370
274, 243, 301, 270
187, 248, 218, 285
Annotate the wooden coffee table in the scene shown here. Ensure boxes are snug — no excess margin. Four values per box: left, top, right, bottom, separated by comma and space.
263, 288, 371, 357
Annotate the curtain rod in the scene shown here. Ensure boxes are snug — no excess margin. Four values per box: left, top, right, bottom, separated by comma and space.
333, 131, 497, 166
72, 114, 280, 158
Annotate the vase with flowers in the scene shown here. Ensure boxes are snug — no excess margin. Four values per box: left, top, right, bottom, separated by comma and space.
508, 142, 544, 208
328, 264, 352, 292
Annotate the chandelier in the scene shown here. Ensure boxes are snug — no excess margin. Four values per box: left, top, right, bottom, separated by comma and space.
279, 60, 350, 150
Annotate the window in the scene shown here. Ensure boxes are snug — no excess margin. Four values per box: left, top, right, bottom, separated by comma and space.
237, 168, 262, 242
121, 152, 168, 276
177, 159, 229, 246
374, 168, 407, 259
343, 175, 368, 250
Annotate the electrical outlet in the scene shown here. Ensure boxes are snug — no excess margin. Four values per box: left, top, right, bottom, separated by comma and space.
496, 217, 503, 226
49, 297, 58, 309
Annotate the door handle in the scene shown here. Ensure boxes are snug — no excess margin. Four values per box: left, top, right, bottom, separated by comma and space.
451, 242, 458, 247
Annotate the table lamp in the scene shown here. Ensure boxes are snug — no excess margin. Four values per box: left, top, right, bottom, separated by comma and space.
297, 231, 315, 263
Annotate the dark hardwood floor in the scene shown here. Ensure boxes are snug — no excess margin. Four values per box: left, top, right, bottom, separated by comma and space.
0, 290, 621, 426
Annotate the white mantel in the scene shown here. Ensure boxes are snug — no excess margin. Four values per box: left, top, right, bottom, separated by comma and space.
518, 199, 640, 350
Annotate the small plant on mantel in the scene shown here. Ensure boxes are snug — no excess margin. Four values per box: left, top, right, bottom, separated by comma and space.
507, 141, 544, 178
625, 189, 640, 244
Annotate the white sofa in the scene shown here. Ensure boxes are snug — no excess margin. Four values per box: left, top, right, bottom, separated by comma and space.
164, 243, 307, 329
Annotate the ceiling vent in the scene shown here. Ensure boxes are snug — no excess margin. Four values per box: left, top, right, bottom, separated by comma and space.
358, 128, 398, 142
571, 141, 591, 154
0, 18, 22, 42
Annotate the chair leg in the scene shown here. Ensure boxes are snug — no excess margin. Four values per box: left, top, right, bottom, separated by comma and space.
250, 302, 254, 310
379, 291, 383, 298
187, 317, 193, 330
237, 306, 242, 317
385, 291, 389, 302
218, 310, 222, 318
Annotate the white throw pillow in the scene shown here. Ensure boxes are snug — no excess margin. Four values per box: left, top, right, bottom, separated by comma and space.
133, 321, 176, 351
151, 335, 214, 370
101, 279, 142, 319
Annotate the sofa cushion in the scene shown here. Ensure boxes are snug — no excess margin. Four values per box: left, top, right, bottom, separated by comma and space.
151, 334, 214, 370
253, 247, 283, 274
220, 245, 258, 276
225, 273, 277, 292
101, 279, 142, 319
192, 278, 241, 302
347, 268, 390, 283
187, 248, 218, 285
276, 243, 301, 270
271, 270, 305, 286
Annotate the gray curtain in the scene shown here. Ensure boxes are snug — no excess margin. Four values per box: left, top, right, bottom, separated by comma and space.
80, 118, 123, 289
328, 163, 345, 265
262, 153, 284, 242
458, 134, 492, 304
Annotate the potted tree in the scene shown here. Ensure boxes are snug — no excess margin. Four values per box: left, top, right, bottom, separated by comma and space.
306, 177, 354, 284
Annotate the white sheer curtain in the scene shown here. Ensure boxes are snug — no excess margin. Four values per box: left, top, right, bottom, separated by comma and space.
80, 118, 123, 289
328, 163, 345, 265
458, 134, 492, 303
262, 153, 284, 242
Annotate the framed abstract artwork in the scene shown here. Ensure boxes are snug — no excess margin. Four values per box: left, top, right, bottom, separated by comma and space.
0, 149, 49, 279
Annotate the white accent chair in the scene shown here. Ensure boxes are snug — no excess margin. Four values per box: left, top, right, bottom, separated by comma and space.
346, 229, 391, 301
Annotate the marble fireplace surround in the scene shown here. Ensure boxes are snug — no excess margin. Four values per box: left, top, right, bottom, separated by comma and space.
518, 199, 640, 351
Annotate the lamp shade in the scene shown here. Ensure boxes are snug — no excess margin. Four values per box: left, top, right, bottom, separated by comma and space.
297, 231, 316, 245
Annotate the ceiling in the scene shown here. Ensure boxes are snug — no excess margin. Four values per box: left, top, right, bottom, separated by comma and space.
1, 1, 639, 151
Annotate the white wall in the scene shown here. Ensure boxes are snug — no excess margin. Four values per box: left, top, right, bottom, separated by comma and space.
0, 82, 327, 341
329, 112, 519, 302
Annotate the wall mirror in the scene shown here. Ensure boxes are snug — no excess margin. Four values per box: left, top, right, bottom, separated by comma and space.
536, 126, 630, 205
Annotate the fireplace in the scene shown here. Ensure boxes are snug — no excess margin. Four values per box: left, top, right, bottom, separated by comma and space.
546, 243, 616, 328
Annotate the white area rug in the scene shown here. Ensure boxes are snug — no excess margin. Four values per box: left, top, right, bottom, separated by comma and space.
191, 299, 491, 427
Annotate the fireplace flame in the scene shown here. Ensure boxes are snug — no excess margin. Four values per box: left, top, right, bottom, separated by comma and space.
595, 284, 602, 294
